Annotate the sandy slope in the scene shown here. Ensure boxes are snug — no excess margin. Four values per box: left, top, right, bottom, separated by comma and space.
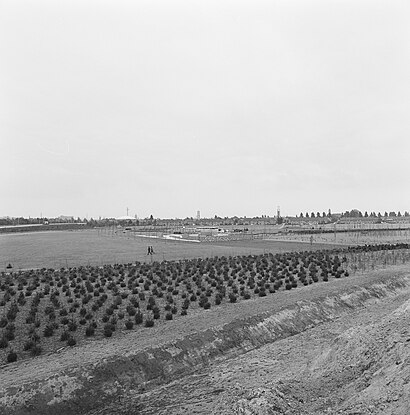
121, 276, 410, 414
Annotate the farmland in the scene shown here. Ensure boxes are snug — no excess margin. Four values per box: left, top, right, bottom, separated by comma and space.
1, 230, 410, 364
2, 229, 410, 414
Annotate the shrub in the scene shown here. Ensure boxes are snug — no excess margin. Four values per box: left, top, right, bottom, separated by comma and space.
4, 331, 15, 341
67, 337, 76, 346
60, 330, 70, 341
6, 350, 17, 363
24, 340, 36, 351
126, 305, 137, 316
125, 320, 134, 330
61, 317, 69, 325
0, 337, 8, 349
109, 316, 117, 328
31, 344, 42, 356
165, 312, 173, 321
228, 293, 237, 303
43, 325, 54, 337
85, 325, 95, 337
103, 327, 113, 337
145, 318, 154, 327
135, 311, 143, 325
68, 320, 77, 332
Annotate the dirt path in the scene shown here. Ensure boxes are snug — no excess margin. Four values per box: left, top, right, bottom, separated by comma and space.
98, 281, 410, 415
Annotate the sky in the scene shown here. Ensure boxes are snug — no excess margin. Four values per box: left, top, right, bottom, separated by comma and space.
1, 0, 410, 219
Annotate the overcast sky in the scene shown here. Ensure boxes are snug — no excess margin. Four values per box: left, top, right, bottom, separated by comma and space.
1, 0, 410, 219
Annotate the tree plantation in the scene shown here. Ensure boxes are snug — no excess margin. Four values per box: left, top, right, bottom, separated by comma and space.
0, 243, 409, 364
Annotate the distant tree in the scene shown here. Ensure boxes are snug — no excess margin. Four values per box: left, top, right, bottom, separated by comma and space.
349, 210, 361, 218
398, 211, 402, 217
364, 211, 368, 217
378, 212, 382, 218
322, 212, 326, 218
316, 212, 321, 218
311, 212, 315, 218
405, 211, 410, 217
384, 212, 388, 217
300, 212, 304, 218
305, 212, 309, 218
389, 211, 397, 217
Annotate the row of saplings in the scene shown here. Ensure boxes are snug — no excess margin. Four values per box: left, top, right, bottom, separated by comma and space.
0, 243, 407, 363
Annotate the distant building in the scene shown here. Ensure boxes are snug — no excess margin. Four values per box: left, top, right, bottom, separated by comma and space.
58, 215, 74, 222
116, 215, 137, 222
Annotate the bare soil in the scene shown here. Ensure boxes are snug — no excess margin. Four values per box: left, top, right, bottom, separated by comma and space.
127, 278, 410, 415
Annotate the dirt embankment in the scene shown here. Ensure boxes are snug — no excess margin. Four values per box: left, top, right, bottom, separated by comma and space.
1, 267, 410, 415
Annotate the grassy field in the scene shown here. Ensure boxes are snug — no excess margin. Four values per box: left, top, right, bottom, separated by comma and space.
0, 230, 345, 272
2, 228, 409, 272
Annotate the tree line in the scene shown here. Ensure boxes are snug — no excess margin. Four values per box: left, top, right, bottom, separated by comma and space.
299, 210, 410, 219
